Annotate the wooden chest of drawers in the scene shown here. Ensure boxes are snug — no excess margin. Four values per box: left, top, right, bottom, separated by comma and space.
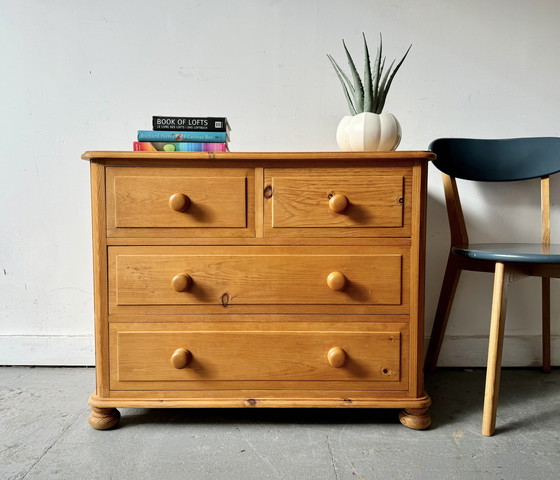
83, 151, 434, 430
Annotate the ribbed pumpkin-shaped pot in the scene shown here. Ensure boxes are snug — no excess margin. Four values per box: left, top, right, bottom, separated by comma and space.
336, 112, 401, 151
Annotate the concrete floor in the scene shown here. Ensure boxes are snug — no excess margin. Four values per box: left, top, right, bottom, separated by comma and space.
0, 368, 559, 480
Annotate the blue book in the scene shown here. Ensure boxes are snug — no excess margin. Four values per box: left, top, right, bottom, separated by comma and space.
137, 130, 228, 143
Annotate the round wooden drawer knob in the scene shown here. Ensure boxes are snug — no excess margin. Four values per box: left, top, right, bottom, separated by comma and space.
327, 347, 346, 368
171, 273, 192, 292
171, 348, 192, 369
327, 271, 346, 291
169, 193, 191, 212
329, 194, 348, 214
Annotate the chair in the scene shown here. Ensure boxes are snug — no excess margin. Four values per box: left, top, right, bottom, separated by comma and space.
424, 137, 560, 436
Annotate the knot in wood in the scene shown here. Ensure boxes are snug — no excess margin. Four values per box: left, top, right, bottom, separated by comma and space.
221, 292, 230, 307
263, 185, 273, 198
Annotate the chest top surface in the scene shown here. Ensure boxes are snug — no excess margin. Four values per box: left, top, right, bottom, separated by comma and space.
82, 151, 435, 161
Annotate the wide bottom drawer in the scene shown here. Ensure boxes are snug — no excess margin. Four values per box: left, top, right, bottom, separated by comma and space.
110, 322, 409, 391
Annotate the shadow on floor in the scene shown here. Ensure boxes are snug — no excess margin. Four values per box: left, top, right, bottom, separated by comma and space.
113, 367, 560, 431
119, 406, 401, 428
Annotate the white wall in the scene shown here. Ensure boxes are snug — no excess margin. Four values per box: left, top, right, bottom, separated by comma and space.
1, 0, 559, 366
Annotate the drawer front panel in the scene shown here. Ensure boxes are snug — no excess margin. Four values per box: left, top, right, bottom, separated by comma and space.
109, 246, 408, 311
106, 167, 254, 237
114, 176, 246, 228
264, 167, 412, 237
272, 176, 403, 227
109, 322, 407, 391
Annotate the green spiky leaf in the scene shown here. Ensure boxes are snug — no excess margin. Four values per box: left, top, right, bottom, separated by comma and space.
327, 34, 411, 115
327, 53, 355, 95
362, 33, 373, 112
373, 56, 386, 113
376, 44, 411, 113
331, 53, 355, 96
376, 58, 394, 113
342, 40, 364, 113
327, 54, 358, 115
372, 33, 383, 110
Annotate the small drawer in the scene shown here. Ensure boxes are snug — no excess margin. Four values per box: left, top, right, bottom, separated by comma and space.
263, 167, 412, 237
106, 167, 253, 237
109, 322, 407, 391
108, 245, 409, 314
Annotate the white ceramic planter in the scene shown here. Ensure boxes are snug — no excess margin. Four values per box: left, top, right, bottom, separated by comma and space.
335, 115, 353, 151
336, 112, 401, 151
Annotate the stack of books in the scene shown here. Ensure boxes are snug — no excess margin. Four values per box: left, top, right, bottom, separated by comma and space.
133, 116, 230, 152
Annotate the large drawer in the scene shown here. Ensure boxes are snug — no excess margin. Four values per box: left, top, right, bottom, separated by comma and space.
106, 167, 254, 237
109, 322, 408, 391
108, 245, 410, 314
263, 167, 413, 237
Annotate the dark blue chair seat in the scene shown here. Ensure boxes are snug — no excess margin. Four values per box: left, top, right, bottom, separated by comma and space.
453, 243, 560, 263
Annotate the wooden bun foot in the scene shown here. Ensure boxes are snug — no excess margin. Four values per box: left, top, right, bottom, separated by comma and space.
399, 407, 431, 430
88, 407, 121, 430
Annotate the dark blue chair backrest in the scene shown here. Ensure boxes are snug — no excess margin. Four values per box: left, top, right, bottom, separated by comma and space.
429, 137, 560, 181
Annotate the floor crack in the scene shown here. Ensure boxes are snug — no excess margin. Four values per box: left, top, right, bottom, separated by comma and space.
18, 408, 84, 479
326, 433, 339, 480
238, 427, 281, 478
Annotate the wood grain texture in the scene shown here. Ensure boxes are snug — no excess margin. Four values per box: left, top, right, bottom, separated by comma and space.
88, 407, 120, 430
109, 169, 246, 228
541, 176, 550, 245
399, 407, 431, 430
410, 160, 428, 397
106, 237, 412, 247
270, 175, 404, 228
442, 174, 469, 246
82, 151, 435, 162
108, 313, 412, 324
255, 167, 264, 238
106, 320, 409, 394
264, 167, 412, 238
109, 245, 408, 310
106, 167, 255, 238
89, 392, 432, 409
90, 161, 110, 397
83, 151, 430, 428
482, 262, 508, 436
541, 176, 552, 373
109, 322, 404, 390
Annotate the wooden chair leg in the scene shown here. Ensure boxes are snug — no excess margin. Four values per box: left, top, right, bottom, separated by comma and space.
424, 253, 463, 372
482, 262, 508, 437
542, 277, 551, 373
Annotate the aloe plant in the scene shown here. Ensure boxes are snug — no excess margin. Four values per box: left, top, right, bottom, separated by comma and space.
327, 34, 411, 115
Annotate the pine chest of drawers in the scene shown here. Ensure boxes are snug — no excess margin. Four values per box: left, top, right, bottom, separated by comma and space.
83, 151, 434, 430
